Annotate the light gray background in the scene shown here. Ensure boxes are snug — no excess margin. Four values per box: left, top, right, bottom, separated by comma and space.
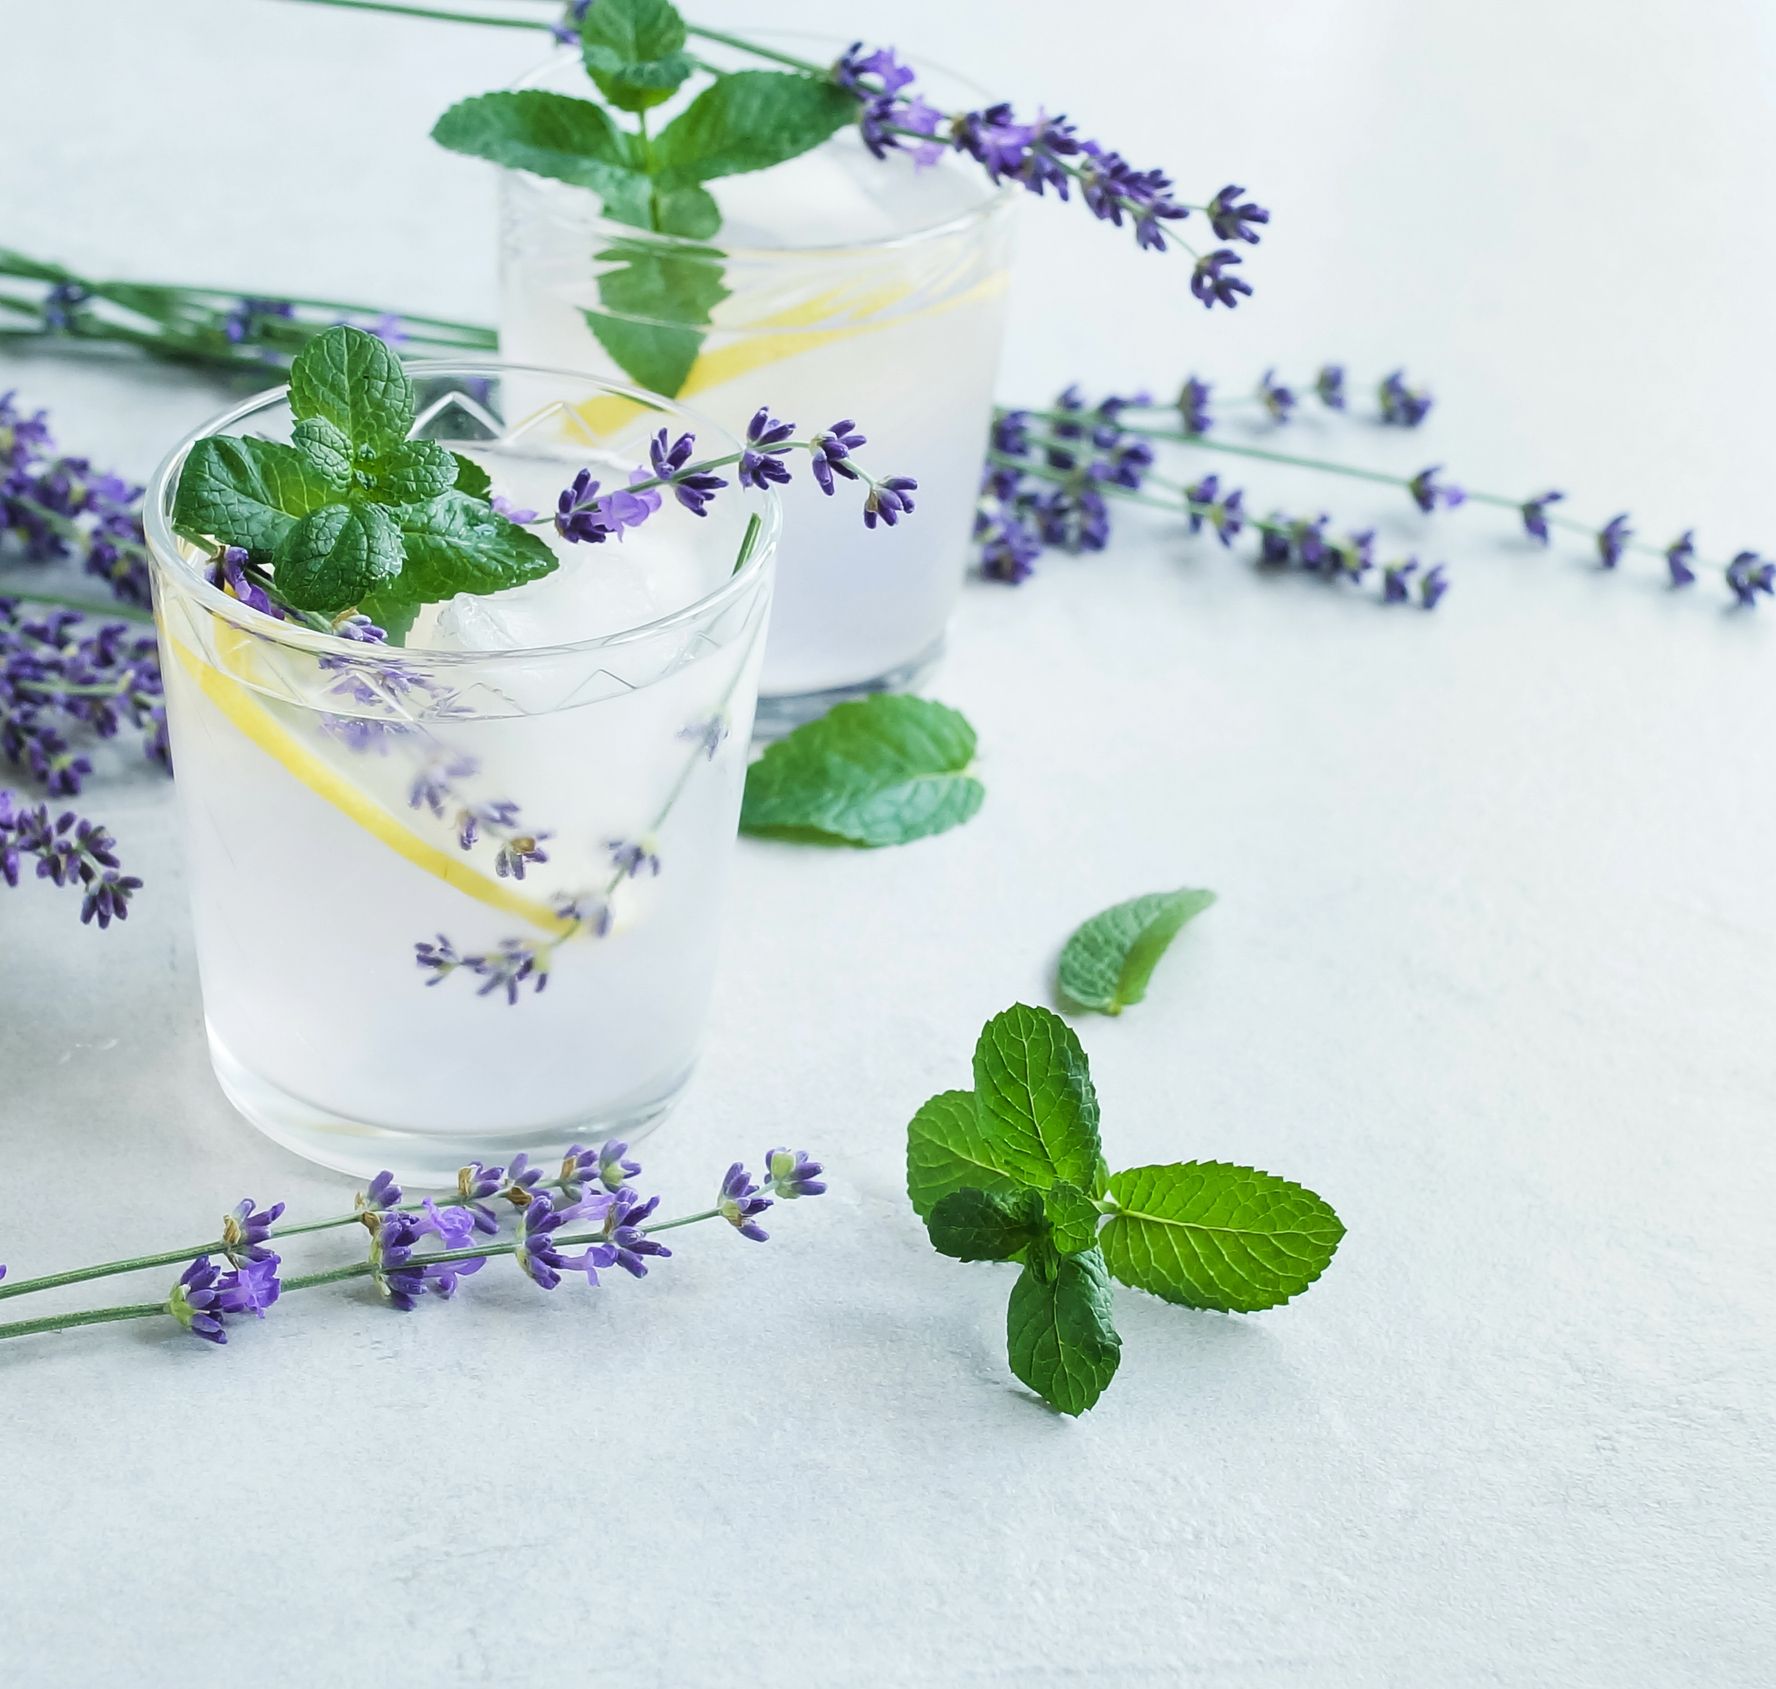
2, 2, 1772, 1684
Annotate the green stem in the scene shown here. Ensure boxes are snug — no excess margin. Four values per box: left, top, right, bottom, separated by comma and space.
684, 24, 825, 74
265, 0, 545, 30
0, 587, 155, 625
0, 1302, 164, 1343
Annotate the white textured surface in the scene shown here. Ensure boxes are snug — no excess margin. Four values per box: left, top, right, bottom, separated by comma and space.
2, 2, 1774, 1684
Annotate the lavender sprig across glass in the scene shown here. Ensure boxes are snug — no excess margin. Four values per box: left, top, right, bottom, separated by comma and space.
976, 371, 1772, 609
143, 356, 791, 1182
0, 1141, 827, 1347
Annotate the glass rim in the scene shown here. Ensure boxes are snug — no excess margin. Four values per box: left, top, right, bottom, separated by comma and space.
143, 358, 782, 667
508, 33, 1020, 261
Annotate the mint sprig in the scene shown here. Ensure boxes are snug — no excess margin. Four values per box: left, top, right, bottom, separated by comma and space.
431, 0, 854, 396
740, 695, 985, 847
171, 325, 557, 628
908, 1003, 1344, 1415
1058, 887, 1217, 1015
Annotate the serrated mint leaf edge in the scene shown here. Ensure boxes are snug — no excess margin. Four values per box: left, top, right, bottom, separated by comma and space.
1058, 887, 1218, 1015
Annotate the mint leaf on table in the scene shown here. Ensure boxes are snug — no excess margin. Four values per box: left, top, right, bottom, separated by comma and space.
1099, 1162, 1345, 1312
651, 71, 859, 187
973, 1004, 1108, 1198
579, 0, 694, 112
909, 1004, 1344, 1415
432, 91, 644, 201
926, 1186, 1047, 1262
1058, 887, 1218, 1016
1006, 1247, 1122, 1416
287, 324, 414, 455
171, 436, 339, 555
740, 695, 984, 847
272, 502, 404, 613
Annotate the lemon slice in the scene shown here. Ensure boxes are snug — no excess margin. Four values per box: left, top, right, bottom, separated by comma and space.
168, 632, 575, 940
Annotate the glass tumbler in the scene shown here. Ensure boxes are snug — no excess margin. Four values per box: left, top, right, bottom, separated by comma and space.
145, 364, 779, 1181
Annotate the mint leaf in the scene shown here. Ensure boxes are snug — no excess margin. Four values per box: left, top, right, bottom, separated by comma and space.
272, 502, 403, 613
1058, 887, 1217, 1016
371, 440, 458, 505
972, 1004, 1107, 1198
907, 1090, 1019, 1222
585, 242, 728, 399
432, 91, 643, 201
1006, 1247, 1121, 1416
652, 71, 858, 188
356, 590, 422, 647
171, 435, 340, 555
450, 453, 493, 501
1099, 1162, 1345, 1312
926, 1187, 1046, 1262
740, 695, 984, 847
291, 417, 354, 485
1043, 1182, 1102, 1256
288, 326, 414, 456
388, 490, 559, 604
580, 0, 693, 112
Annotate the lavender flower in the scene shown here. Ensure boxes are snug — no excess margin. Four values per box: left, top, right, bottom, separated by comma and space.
1726, 550, 1775, 607
221, 1198, 286, 1267
550, 0, 592, 43
591, 1187, 671, 1279
1258, 369, 1296, 424
765, 1149, 827, 1199
1205, 184, 1270, 245
516, 1192, 602, 1290
738, 407, 796, 490
1382, 559, 1420, 603
504, 1153, 547, 1197
1184, 475, 1245, 547
1596, 514, 1633, 569
1177, 376, 1213, 434
717, 1162, 772, 1243
677, 713, 730, 761
608, 837, 661, 879
368, 1210, 485, 1310
166, 1254, 281, 1344
1190, 250, 1252, 310
1314, 365, 1348, 412
0, 795, 141, 926
209, 546, 281, 618
863, 476, 918, 529
650, 429, 729, 516
810, 421, 866, 495
1407, 466, 1465, 513
597, 1140, 643, 1192
221, 297, 296, 350
1378, 371, 1434, 427
1420, 564, 1450, 609
454, 1160, 508, 1235
42, 282, 89, 333
554, 467, 660, 544
1665, 530, 1698, 587
358, 1171, 404, 1213
1520, 491, 1565, 545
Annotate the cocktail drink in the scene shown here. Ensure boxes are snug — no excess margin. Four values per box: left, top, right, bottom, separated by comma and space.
145, 366, 778, 1181
498, 41, 1016, 726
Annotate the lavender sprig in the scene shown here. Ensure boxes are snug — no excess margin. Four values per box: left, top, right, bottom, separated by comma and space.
0, 792, 142, 927
0, 1142, 828, 1346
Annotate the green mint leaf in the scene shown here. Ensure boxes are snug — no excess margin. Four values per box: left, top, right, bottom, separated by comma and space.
288, 326, 414, 457
740, 695, 984, 847
1099, 1162, 1345, 1312
972, 1004, 1108, 1198
652, 71, 858, 188
1043, 1181, 1102, 1256
906, 1090, 1024, 1222
1058, 887, 1218, 1016
387, 490, 559, 604
432, 91, 643, 201
926, 1186, 1046, 1263
291, 417, 354, 486
585, 240, 728, 398
356, 590, 422, 647
450, 453, 493, 501
579, 0, 693, 112
654, 184, 721, 239
369, 440, 458, 505
1006, 1247, 1122, 1416
272, 502, 404, 613
171, 435, 340, 556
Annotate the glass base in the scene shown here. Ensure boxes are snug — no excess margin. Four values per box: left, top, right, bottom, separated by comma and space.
753, 636, 944, 738
206, 1024, 687, 1186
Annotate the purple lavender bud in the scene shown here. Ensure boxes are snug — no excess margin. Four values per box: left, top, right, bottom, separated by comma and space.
1314, 365, 1348, 411
677, 713, 730, 761
1726, 550, 1775, 607
1596, 514, 1633, 569
978, 512, 1041, 584
1419, 565, 1450, 609
1382, 559, 1420, 603
221, 1197, 286, 1267
420, 1199, 479, 1250
1378, 371, 1434, 427
166, 1254, 279, 1344
598, 1140, 643, 1192
590, 1187, 671, 1278
1408, 466, 1465, 514
455, 1160, 507, 1234
1205, 184, 1269, 245
649, 428, 729, 516
1190, 250, 1251, 310
516, 1191, 600, 1290
765, 1148, 827, 1199
1258, 369, 1296, 423
493, 831, 551, 881
717, 1162, 773, 1243
358, 1170, 404, 1212
810, 421, 866, 496
608, 837, 662, 879
550, 0, 592, 44
1177, 376, 1213, 434
738, 406, 797, 491
504, 1153, 546, 1195
862, 476, 918, 529
1519, 491, 1565, 546
491, 494, 539, 525
1664, 530, 1698, 587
